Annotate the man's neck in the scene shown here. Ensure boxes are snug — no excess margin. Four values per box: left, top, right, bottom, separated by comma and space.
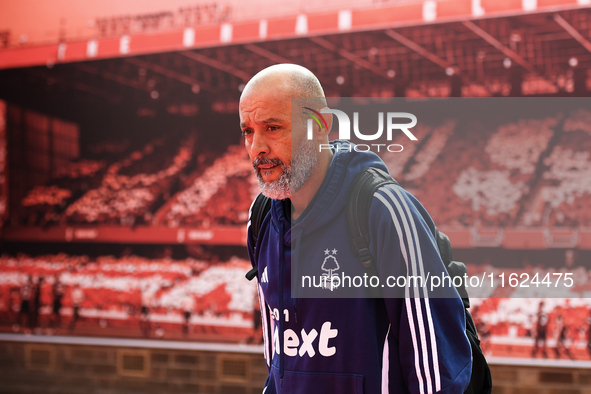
290, 149, 334, 220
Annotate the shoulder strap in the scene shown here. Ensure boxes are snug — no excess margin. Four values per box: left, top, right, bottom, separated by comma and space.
245, 193, 272, 281
346, 167, 399, 271
434, 228, 470, 306
346, 168, 398, 297
251, 193, 273, 246
346, 167, 470, 304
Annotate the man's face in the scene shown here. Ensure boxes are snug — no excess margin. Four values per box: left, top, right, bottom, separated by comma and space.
239, 84, 316, 200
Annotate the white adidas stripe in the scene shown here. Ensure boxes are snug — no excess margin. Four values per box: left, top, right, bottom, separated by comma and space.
377, 188, 433, 393
375, 193, 426, 394
376, 186, 442, 394
384, 185, 441, 391
381, 187, 434, 393
261, 267, 269, 283
382, 324, 391, 394
257, 283, 270, 367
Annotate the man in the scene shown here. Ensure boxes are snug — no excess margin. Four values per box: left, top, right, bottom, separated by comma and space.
18, 275, 33, 331
241, 64, 471, 393
531, 300, 548, 358
181, 291, 194, 337
69, 284, 84, 331
50, 275, 64, 330
553, 312, 573, 360
139, 284, 153, 337
32, 276, 44, 329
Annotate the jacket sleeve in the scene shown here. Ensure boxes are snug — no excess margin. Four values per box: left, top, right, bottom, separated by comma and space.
369, 184, 472, 394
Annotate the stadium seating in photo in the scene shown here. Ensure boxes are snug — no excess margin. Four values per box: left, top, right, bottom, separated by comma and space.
524, 109, 591, 227
396, 115, 558, 227
64, 134, 197, 226
1, 252, 590, 358
159, 145, 258, 228
12, 108, 591, 229
0, 253, 257, 342
466, 263, 591, 360
376, 108, 591, 228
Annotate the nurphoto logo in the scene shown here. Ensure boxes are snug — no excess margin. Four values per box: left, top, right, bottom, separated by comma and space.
303, 106, 418, 153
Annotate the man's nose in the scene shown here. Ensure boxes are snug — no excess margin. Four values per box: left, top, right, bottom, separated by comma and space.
250, 131, 269, 157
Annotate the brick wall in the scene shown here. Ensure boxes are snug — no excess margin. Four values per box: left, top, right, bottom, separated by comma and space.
0, 340, 268, 394
1, 340, 591, 393
489, 364, 591, 394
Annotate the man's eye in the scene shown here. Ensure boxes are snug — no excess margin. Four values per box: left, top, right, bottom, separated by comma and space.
267, 126, 280, 132
242, 129, 253, 137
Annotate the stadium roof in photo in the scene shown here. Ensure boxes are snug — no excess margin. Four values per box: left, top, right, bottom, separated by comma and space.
1, 2, 591, 102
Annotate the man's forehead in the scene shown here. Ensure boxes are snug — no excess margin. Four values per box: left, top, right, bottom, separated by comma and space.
240, 113, 287, 127
239, 96, 291, 123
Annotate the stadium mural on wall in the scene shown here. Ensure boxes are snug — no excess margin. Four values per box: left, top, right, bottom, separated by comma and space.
1, 1, 591, 368
1, 94, 591, 365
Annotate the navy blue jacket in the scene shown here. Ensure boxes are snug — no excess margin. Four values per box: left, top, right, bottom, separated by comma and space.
247, 140, 471, 393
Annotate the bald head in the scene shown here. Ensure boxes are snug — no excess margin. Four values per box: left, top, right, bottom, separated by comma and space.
241, 64, 327, 109
239, 64, 334, 206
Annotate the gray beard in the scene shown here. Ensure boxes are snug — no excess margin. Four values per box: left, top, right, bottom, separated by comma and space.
256, 140, 317, 200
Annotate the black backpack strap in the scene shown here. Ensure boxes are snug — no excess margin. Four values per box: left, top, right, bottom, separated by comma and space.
347, 167, 399, 269
434, 228, 470, 307
434, 227, 452, 265
435, 229, 491, 393
251, 193, 273, 246
465, 310, 493, 394
346, 168, 399, 296
245, 193, 272, 281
